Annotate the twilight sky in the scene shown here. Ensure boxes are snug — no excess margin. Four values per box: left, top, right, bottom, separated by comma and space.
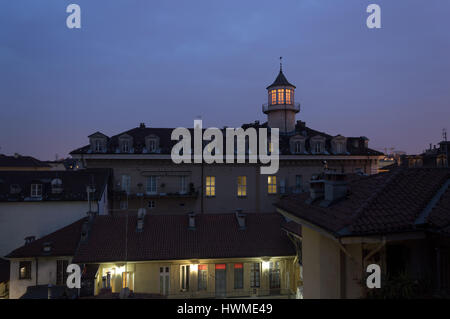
0, 0, 449, 160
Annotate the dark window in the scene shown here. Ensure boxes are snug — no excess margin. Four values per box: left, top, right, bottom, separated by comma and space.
56, 260, 69, 285
19, 261, 31, 280
386, 245, 410, 277
234, 263, 243, 289
181, 265, 190, 291
269, 261, 280, 289
250, 263, 260, 288
198, 265, 207, 291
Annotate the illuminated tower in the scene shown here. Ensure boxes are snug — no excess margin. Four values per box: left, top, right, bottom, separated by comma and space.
263, 59, 300, 133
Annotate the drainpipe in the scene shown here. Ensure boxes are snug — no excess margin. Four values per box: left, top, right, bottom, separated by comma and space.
35, 257, 38, 286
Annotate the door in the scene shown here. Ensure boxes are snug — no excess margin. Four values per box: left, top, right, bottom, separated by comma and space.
160, 266, 170, 296
215, 264, 227, 298
269, 261, 281, 295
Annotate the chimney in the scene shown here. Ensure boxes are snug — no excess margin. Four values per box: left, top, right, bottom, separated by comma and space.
188, 212, 196, 230
25, 236, 35, 245
321, 172, 348, 206
308, 175, 325, 201
137, 208, 146, 232
139, 123, 146, 129
235, 209, 246, 230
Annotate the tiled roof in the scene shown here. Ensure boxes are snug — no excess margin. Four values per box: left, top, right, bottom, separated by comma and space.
0, 168, 110, 202
70, 122, 383, 157
74, 213, 296, 263
276, 168, 450, 237
266, 70, 296, 89
0, 154, 50, 168
6, 218, 87, 258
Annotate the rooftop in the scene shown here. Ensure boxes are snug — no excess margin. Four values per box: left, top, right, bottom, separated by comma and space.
0, 168, 110, 202
276, 168, 450, 237
0, 154, 50, 168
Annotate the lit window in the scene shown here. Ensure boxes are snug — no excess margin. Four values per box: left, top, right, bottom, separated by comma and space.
234, 263, 243, 289
206, 176, 215, 197
19, 261, 31, 280
237, 176, 247, 197
250, 263, 260, 288
277, 89, 284, 104
122, 272, 130, 288
180, 265, 190, 291
268, 142, 273, 153
198, 265, 207, 291
146, 176, 157, 194
285, 89, 292, 104
31, 184, 42, 197
159, 266, 170, 296
271, 90, 277, 105
267, 176, 277, 194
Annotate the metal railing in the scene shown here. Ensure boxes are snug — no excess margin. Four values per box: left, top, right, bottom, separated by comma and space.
262, 103, 300, 113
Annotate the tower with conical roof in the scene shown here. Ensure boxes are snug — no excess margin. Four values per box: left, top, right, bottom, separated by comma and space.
263, 59, 300, 133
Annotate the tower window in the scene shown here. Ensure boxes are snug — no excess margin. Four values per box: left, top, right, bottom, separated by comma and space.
277, 89, 285, 104
270, 90, 277, 105
285, 89, 292, 104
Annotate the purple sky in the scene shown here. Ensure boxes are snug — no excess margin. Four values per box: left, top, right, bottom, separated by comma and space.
1, 0, 449, 160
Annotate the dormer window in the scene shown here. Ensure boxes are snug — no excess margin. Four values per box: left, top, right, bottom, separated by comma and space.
31, 184, 42, 197
145, 135, 160, 153
118, 134, 133, 154
94, 140, 102, 152
315, 143, 323, 153
149, 139, 156, 152
294, 141, 302, 153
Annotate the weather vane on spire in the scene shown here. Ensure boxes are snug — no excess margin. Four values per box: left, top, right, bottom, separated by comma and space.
280, 56, 283, 71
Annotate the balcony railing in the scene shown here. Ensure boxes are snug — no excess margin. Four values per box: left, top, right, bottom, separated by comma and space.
113, 189, 199, 200
262, 103, 300, 113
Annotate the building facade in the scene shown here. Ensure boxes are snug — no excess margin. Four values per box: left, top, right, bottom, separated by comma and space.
70, 68, 383, 216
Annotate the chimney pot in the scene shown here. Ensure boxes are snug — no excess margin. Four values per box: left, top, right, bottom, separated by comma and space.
235, 210, 246, 229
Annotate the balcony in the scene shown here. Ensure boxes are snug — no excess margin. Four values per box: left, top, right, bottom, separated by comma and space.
113, 189, 199, 200
262, 103, 300, 114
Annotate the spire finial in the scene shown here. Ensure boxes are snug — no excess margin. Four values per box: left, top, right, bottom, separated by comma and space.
279, 56, 283, 72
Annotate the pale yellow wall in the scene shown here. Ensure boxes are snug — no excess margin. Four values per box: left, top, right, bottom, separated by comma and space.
8, 256, 72, 299
93, 257, 299, 298
302, 226, 364, 299
86, 158, 377, 215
